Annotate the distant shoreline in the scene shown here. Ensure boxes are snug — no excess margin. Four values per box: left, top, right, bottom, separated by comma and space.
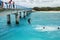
32, 10, 59, 12
33, 7, 60, 11
32, 10, 60, 13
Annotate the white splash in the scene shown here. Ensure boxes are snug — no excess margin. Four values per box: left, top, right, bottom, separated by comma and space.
34, 25, 60, 32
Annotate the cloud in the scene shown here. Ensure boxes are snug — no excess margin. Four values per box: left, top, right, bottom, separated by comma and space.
2, 0, 60, 8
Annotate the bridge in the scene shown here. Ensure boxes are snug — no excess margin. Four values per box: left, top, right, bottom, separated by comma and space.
0, 8, 32, 16
0, 0, 32, 15
0, 2, 32, 24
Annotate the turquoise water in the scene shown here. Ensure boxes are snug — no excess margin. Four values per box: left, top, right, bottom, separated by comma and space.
0, 11, 60, 40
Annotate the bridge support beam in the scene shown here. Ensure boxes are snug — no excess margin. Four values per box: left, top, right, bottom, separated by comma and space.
7, 14, 11, 24
19, 12, 21, 18
27, 11, 29, 16
29, 10, 32, 14
15, 13, 19, 24
23, 11, 26, 18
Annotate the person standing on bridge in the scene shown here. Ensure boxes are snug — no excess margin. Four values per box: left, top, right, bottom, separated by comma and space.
12, 1, 15, 8
8, 0, 15, 8
0, 0, 3, 8
5, 2, 8, 8
9, 0, 12, 8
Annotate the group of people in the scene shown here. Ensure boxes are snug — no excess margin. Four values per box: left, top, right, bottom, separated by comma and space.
0, 0, 15, 8
7, 0, 15, 8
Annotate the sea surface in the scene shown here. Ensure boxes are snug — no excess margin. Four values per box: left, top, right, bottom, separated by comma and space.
0, 11, 60, 40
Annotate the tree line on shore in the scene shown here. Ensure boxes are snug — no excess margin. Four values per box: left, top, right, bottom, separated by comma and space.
33, 7, 60, 11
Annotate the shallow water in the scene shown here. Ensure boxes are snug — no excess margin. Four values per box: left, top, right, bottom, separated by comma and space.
0, 11, 60, 40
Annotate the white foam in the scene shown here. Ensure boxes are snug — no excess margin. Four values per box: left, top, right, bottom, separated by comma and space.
33, 25, 60, 32
39, 11, 60, 13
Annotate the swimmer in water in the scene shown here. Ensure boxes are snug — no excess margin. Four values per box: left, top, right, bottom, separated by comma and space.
28, 18, 31, 24
58, 27, 60, 29
43, 27, 45, 29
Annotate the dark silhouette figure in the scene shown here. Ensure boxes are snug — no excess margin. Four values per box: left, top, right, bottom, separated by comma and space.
28, 18, 31, 24
0, 0, 3, 8
5, 2, 8, 8
43, 27, 45, 29
58, 27, 60, 29
13, 1, 15, 8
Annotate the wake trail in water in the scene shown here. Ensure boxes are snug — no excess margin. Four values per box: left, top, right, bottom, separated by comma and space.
33, 25, 60, 32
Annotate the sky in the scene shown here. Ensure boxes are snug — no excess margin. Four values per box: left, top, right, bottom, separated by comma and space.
2, 0, 60, 8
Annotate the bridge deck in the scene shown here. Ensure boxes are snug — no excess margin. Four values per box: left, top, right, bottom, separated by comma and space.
0, 8, 32, 16
0, 9, 24, 16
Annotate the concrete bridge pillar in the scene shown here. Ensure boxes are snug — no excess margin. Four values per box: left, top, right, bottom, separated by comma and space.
23, 11, 26, 18
29, 10, 32, 14
15, 13, 19, 24
7, 14, 11, 24
25, 11, 27, 16
26, 11, 29, 16
19, 12, 21, 18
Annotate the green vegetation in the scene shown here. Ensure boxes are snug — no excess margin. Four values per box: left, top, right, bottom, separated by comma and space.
33, 7, 60, 11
